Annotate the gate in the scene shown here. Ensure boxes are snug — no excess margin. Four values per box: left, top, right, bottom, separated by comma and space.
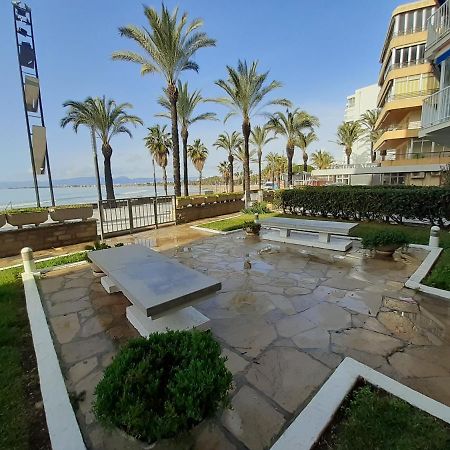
97, 196, 176, 237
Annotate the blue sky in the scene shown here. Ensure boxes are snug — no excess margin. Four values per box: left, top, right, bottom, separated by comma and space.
0, 0, 401, 183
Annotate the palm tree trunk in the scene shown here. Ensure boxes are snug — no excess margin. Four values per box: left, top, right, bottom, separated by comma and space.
102, 143, 115, 201
163, 167, 168, 196
199, 171, 202, 194
168, 83, 181, 197
287, 144, 294, 187
228, 153, 234, 193
152, 158, 158, 197
242, 173, 245, 193
346, 148, 351, 165
303, 151, 308, 172
181, 125, 189, 196
272, 170, 275, 186
242, 119, 251, 207
258, 151, 262, 191
370, 141, 375, 163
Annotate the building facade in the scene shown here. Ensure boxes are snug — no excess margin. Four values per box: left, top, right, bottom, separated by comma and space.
420, 0, 450, 148
344, 84, 380, 163
313, 0, 450, 186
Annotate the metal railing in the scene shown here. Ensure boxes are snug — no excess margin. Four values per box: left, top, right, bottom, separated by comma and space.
422, 85, 450, 129
96, 195, 175, 237
379, 121, 421, 134
427, 1, 450, 51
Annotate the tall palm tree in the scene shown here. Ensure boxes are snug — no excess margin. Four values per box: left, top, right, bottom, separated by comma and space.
214, 60, 290, 206
250, 125, 275, 191
311, 150, 334, 169
112, 4, 216, 197
61, 96, 142, 200
217, 161, 230, 192
144, 125, 171, 195
157, 81, 216, 196
214, 131, 243, 193
188, 139, 208, 194
296, 130, 318, 172
360, 109, 381, 162
267, 109, 318, 186
336, 121, 364, 165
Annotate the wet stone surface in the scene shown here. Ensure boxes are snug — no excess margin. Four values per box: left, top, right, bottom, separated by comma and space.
38, 229, 450, 450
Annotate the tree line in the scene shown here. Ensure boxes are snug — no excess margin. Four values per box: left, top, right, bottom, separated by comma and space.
60, 4, 379, 203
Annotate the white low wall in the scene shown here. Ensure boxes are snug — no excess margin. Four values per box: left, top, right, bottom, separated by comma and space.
271, 357, 450, 450
22, 272, 86, 450
406, 244, 450, 301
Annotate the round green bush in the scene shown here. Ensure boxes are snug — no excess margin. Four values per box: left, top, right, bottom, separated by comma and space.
361, 229, 411, 250
93, 330, 233, 443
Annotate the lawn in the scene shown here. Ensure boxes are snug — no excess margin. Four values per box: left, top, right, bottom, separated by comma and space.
0, 252, 86, 449
198, 213, 450, 291
198, 213, 276, 232
316, 385, 450, 449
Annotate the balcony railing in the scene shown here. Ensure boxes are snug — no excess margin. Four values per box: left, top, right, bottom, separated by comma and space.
378, 150, 450, 161
427, 1, 450, 51
422, 85, 450, 129
379, 121, 421, 134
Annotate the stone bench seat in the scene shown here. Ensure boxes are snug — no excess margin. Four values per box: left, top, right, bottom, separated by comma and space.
260, 218, 358, 252
88, 244, 221, 335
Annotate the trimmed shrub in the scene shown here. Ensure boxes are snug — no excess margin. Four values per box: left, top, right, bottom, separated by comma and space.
242, 221, 261, 233
93, 330, 232, 443
278, 186, 450, 227
242, 201, 271, 214
361, 230, 411, 250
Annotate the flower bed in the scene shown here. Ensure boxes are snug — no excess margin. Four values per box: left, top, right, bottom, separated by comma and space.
49, 204, 93, 222
5, 208, 48, 228
315, 384, 450, 449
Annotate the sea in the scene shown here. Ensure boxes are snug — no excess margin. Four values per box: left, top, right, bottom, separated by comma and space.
0, 184, 207, 209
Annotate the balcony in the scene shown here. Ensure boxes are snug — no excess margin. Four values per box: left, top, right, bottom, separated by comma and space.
375, 122, 421, 152
420, 86, 450, 145
379, 150, 450, 167
425, 1, 450, 59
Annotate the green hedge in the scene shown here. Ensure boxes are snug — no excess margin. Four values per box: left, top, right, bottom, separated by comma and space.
278, 186, 450, 227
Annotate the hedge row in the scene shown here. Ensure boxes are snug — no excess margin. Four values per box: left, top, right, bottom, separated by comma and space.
277, 186, 450, 227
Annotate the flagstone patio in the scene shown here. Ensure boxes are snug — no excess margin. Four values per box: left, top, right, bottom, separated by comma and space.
38, 230, 450, 450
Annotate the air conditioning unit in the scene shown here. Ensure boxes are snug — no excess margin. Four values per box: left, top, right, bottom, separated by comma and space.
411, 172, 425, 179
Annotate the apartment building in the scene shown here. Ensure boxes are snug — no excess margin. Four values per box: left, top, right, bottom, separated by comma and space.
344, 84, 380, 163
313, 0, 450, 186
420, 0, 450, 148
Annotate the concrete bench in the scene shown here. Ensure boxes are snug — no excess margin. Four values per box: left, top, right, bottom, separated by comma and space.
88, 245, 221, 335
260, 217, 358, 251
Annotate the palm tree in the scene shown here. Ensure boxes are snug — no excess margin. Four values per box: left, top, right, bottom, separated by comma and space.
214, 60, 290, 206
267, 109, 318, 186
188, 139, 208, 194
234, 145, 257, 192
311, 150, 334, 169
157, 81, 216, 196
265, 152, 279, 186
274, 154, 288, 187
217, 161, 230, 192
250, 125, 275, 191
214, 131, 243, 193
61, 96, 142, 200
360, 109, 381, 162
144, 125, 171, 195
112, 4, 216, 197
336, 121, 364, 165
296, 131, 318, 172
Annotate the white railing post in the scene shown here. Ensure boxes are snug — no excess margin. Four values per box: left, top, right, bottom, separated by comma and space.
21, 247, 36, 274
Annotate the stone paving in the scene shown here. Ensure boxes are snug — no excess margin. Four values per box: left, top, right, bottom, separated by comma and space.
38, 230, 450, 450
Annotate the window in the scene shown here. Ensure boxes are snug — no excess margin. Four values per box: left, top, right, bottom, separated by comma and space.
382, 173, 405, 185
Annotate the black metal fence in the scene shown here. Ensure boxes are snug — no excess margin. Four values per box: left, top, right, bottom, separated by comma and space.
96, 196, 175, 237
